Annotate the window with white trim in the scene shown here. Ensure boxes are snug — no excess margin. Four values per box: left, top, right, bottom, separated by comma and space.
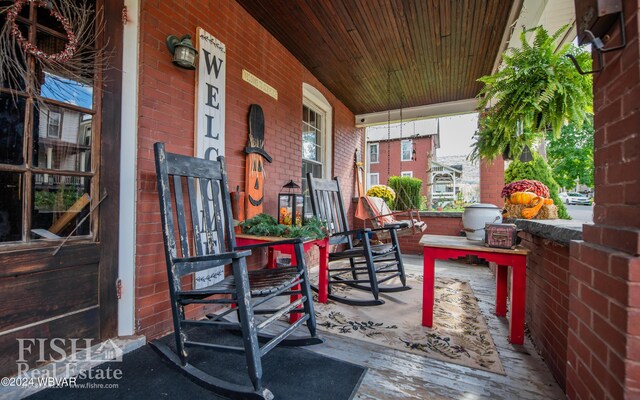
46, 111, 62, 138
301, 84, 332, 215
401, 139, 412, 161
369, 143, 379, 163
302, 104, 324, 183
368, 173, 379, 187
401, 171, 413, 178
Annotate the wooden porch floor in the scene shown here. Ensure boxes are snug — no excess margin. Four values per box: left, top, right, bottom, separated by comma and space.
306, 256, 565, 400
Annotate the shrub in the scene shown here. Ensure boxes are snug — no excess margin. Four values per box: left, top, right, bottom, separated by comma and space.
388, 176, 422, 211
505, 153, 570, 219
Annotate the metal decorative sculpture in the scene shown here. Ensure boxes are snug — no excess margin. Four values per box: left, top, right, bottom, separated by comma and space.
245, 104, 272, 219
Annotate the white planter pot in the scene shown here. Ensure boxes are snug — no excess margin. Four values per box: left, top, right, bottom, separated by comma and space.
462, 204, 502, 241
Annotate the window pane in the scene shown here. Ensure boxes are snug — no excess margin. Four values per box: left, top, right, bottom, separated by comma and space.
302, 131, 318, 161
0, 172, 23, 242
40, 72, 94, 109
33, 107, 92, 172
302, 161, 322, 216
369, 174, 379, 186
36, 7, 67, 32
369, 144, 378, 163
402, 140, 412, 161
0, 93, 26, 165
302, 103, 324, 216
32, 174, 91, 239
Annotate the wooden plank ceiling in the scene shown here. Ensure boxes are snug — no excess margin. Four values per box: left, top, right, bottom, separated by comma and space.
237, 0, 516, 115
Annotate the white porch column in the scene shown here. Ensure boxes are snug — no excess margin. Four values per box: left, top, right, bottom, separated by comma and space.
118, 0, 140, 337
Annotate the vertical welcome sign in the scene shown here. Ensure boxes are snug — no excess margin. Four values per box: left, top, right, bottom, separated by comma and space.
195, 27, 225, 161
194, 28, 226, 288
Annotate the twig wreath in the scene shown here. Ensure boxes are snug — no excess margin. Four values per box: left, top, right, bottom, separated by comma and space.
7, 0, 78, 62
0, 0, 107, 109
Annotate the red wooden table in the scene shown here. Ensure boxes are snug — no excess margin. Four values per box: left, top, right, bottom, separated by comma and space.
419, 234, 529, 345
236, 234, 329, 323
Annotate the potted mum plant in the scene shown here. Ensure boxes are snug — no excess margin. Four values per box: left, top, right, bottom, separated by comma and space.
366, 184, 396, 209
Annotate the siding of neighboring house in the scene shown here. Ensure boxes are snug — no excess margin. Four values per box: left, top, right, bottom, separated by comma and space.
368, 136, 435, 195
135, 0, 363, 340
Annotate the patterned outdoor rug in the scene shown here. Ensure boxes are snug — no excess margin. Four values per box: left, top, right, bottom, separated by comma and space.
312, 274, 505, 375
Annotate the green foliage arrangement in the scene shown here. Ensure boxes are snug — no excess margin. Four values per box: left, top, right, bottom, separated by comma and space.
472, 25, 593, 160
505, 153, 570, 219
239, 213, 328, 240
366, 184, 396, 206
387, 176, 422, 211
34, 189, 81, 211
546, 117, 594, 189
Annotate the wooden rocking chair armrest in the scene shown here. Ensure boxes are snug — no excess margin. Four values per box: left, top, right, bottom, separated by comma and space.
234, 237, 304, 251
174, 250, 252, 264
369, 224, 404, 232
331, 228, 370, 237
381, 221, 410, 229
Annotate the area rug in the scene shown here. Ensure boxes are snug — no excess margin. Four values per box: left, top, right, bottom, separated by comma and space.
26, 327, 367, 400
312, 274, 505, 375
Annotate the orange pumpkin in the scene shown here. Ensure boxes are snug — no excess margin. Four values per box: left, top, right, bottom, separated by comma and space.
510, 192, 537, 205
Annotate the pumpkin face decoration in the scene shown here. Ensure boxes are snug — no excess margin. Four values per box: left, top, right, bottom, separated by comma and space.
245, 105, 272, 219
247, 153, 264, 208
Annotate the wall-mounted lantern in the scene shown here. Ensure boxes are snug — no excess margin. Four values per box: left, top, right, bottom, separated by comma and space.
166, 34, 197, 70
568, 0, 626, 74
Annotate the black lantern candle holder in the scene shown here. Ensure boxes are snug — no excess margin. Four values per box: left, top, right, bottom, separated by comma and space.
278, 180, 304, 226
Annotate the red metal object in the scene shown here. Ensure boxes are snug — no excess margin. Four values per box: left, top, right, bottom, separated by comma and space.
421, 245, 527, 345
235, 236, 329, 323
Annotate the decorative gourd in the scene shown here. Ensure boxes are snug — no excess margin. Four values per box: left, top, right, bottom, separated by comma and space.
522, 198, 544, 219
503, 189, 556, 220
507, 191, 551, 219
509, 192, 537, 205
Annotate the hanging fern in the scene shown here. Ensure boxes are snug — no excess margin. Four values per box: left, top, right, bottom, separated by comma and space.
472, 25, 593, 160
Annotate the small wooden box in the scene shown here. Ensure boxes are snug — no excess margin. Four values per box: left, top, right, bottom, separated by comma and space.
484, 223, 518, 249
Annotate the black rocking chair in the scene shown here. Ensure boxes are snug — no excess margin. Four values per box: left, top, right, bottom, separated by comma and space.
151, 143, 321, 400
307, 173, 410, 306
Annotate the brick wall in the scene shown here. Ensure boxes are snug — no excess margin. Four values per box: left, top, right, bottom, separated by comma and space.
369, 136, 434, 194
135, 0, 363, 339
479, 157, 504, 208
520, 232, 571, 389
566, 2, 640, 399
397, 214, 463, 254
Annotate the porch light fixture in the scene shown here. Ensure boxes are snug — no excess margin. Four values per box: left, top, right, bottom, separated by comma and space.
278, 180, 304, 226
166, 34, 197, 69
568, 0, 626, 74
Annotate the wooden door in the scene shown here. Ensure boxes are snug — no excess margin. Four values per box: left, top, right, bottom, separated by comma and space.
0, 0, 122, 376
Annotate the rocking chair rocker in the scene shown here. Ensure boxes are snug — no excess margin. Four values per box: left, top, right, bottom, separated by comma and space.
307, 173, 410, 306
151, 143, 320, 400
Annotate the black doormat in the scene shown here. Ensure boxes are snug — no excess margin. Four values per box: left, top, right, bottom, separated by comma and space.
26, 328, 366, 400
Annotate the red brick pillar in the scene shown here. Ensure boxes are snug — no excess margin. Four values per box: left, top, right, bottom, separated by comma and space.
479, 156, 504, 207
566, 3, 640, 399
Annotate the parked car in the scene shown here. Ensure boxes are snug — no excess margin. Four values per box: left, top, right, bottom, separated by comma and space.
560, 192, 591, 205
